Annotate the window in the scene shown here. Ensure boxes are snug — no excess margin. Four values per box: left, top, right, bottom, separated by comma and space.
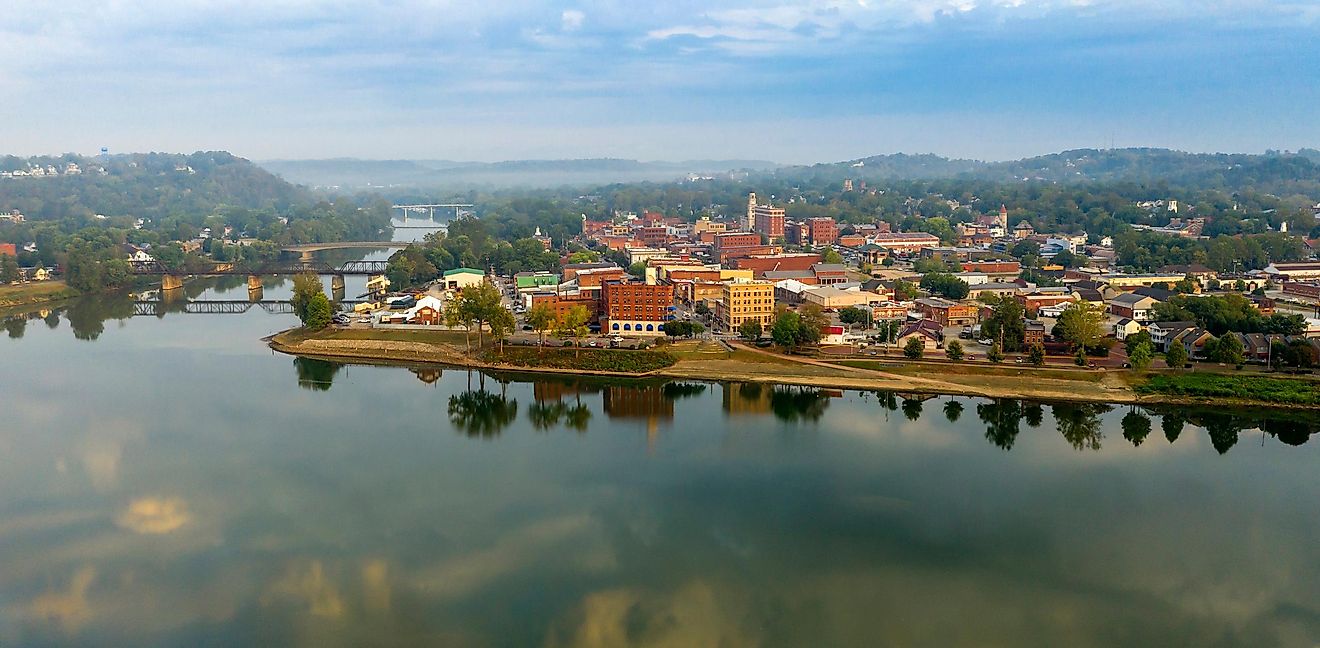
623, 324, 632, 331
646, 324, 654, 331
612, 323, 620, 330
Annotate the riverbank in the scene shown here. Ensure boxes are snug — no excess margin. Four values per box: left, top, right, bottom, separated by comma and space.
0, 281, 79, 313
268, 328, 1320, 409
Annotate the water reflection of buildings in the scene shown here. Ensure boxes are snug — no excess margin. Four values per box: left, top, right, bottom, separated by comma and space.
723, 382, 772, 416
411, 368, 443, 386
603, 386, 674, 450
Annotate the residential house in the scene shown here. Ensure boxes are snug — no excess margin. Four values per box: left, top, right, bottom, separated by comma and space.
1109, 293, 1160, 322
1148, 321, 1197, 352
1024, 320, 1047, 347
896, 320, 943, 351
1114, 318, 1144, 341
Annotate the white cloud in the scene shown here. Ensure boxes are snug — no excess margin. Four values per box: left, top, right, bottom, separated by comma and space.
561, 9, 585, 31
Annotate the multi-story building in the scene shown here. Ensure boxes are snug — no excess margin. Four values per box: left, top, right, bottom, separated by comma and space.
870, 232, 941, 255
717, 280, 775, 334
915, 297, 979, 326
714, 232, 762, 253
806, 217, 838, 245
602, 282, 675, 335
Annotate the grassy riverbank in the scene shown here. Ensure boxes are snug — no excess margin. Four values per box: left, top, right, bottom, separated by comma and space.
0, 282, 78, 311
1136, 373, 1320, 407
268, 327, 1320, 409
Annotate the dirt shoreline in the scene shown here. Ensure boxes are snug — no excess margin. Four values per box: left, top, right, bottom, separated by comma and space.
268, 329, 1320, 410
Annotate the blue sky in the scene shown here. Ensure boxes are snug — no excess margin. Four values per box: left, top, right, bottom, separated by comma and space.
1, 1, 1318, 162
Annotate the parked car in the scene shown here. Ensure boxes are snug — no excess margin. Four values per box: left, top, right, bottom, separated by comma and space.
978, 338, 994, 346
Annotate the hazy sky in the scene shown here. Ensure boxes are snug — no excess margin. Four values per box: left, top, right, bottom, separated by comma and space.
2, 1, 1318, 163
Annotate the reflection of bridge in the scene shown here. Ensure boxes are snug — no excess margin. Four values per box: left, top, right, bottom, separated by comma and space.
132, 299, 368, 317
129, 260, 389, 276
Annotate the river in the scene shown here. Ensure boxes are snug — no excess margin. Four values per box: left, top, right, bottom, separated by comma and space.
2, 225, 1319, 646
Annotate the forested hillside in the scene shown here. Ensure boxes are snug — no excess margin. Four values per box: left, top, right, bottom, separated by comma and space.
0, 151, 310, 221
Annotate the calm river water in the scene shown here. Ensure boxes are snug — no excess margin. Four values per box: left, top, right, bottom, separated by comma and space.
2, 238, 1319, 646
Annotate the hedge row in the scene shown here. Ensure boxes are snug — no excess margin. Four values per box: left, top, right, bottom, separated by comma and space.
484, 347, 677, 374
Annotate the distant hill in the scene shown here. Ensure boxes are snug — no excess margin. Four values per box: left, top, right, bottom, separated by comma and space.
0, 151, 309, 221
258, 157, 780, 190
778, 148, 1320, 196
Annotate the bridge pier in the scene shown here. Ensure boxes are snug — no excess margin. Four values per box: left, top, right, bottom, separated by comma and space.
331, 274, 345, 292
161, 275, 184, 291
247, 275, 264, 291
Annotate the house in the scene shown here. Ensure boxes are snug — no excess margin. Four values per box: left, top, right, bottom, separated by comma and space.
1148, 321, 1197, 351
1109, 293, 1160, 322
442, 268, 486, 291
970, 282, 1022, 301
820, 325, 848, 345
1174, 328, 1215, 359
404, 296, 447, 325
896, 320, 943, 351
1158, 264, 1218, 282
1114, 318, 1144, 341
1024, 320, 1047, 347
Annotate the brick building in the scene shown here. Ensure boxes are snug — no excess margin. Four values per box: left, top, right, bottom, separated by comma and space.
915, 297, 979, 326
602, 282, 675, 335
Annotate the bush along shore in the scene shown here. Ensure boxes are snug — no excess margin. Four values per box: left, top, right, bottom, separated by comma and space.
1136, 373, 1320, 407
480, 346, 677, 373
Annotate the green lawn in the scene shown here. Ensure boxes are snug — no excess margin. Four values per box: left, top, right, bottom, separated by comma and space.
1137, 373, 1320, 406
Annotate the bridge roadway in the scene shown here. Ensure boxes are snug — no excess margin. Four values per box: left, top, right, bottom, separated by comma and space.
129, 260, 389, 276
132, 299, 369, 317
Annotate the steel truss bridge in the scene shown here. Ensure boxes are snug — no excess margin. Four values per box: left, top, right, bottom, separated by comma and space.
128, 260, 390, 276
132, 299, 369, 317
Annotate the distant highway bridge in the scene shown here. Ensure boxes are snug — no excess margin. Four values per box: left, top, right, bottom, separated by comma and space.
281, 241, 411, 256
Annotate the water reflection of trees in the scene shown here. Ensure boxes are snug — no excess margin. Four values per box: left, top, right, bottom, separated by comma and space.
1121, 407, 1152, 446
4, 316, 26, 339
293, 357, 342, 391
977, 399, 1022, 450
527, 400, 592, 433
901, 397, 924, 421
1052, 403, 1112, 451
942, 400, 964, 423
65, 294, 136, 340
448, 390, 519, 438
768, 386, 831, 423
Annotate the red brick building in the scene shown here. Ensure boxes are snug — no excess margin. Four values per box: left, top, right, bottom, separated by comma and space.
602, 282, 675, 335
714, 232, 762, 252
529, 293, 601, 322
0, 243, 15, 258
806, 217, 839, 245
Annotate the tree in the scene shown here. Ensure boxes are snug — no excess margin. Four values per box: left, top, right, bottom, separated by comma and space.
1123, 330, 1152, 356
875, 320, 900, 347
738, 319, 763, 341
981, 298, 1026, 352
0, 253, 19, 284
919, 273, 970, 300
555, 305, 590, 356
457, 281, 504, 349
1207, 333, 1245, 366
1165, 341, 1188, 368
945, 339, 964, 361
1055, 301, 1105, 352
1074, 346, 1088, 367
797, 303, 827, 346
821, 248, 844, 265
663, 321, 696, 338
445, 299, 475, 352
304, 292, 333, 330
527, 302, 556, 351
694, 302, 711, 317
771, 310, 803, 351
839, 306, 869, 329
987, 342, 1004, 363
1027, 343, 1045, 366
903, 336, 924, 359
290, 272, 324, 323
488, 306, 516, 352
1128, 339, 1153, 370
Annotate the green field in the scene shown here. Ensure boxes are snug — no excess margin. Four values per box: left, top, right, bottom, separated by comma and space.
1137, 373, 1320, 406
